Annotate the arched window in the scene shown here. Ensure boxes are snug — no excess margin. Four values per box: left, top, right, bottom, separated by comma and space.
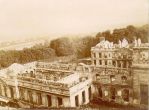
112, 61, 116, 66
122, 89, 129, 101
98, 87, 102, 98
110, 87, 116, 100
110, 75, 115, 82
121, 76, 127, 83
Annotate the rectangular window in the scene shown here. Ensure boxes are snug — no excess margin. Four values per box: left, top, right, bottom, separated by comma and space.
57, 97, 63, 106
105, 60, 107, 65
82, 91, 86, 103
47, 95, 52, 107
88, 87, 91, 100
9, 87, 14, 98
75, 95, 79, 107
4, 86, 7, 97
99, 60, 102, 65
94, 60, 96, 65
99, 53, 101, 58
112, 61, 115, 66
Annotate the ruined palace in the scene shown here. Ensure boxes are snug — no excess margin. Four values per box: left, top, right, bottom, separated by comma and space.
0, 37, 148, 108
91, 37, 149, 106
0, 62, 92, 108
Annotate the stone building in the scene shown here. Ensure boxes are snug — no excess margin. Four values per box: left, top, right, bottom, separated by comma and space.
0, 62, 93, 108
0, 37, 148, 108
91, 37, 135, 105
132, 42, 149, 106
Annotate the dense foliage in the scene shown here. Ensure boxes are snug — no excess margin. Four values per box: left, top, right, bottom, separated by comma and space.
50, 25, 149, 58
0, 45, 55, 68
96, 25, 149, 43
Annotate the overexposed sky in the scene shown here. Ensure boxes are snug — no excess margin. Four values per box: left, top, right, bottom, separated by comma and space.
0, 0, 148, 41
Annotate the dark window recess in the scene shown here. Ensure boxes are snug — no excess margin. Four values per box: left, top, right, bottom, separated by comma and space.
4, 86, 7, 97
94, 53, 96, 58
82, 91, 86, 103
110, 75, 115, 82
110, 87, 116, 100
94, 60, 96, 65
122, 89, 129, 102
105, 60, 107, 65
112, 61, 116, 66
75, 95, 79, 107
121, 76, 127, 80
104, 54, 107, 58
99, 53, 101, 58
88, 87, 92, 100
98, 87, 102, 98
99, 60, 102, 65
47, 95, 52, 107
57, 97, 63, 106
9, 87, 14, 98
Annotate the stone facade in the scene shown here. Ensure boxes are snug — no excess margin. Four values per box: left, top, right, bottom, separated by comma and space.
0, 37, 148, 108
91, 38, 149, 106
132, 45, 149, 105
0, 62, 93, 108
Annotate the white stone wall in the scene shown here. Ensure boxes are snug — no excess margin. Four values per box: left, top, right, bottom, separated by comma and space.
69, 79, 92, 107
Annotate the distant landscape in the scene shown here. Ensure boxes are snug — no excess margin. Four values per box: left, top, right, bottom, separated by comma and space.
0, 24, 148, 69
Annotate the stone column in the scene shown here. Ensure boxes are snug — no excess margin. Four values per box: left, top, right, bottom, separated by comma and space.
96, 59, 99, 66
1, 85, 5, 96
42, 93, 47, 106
102, 60, 105, 66
51, 95, 57, 107
24, 89, 28, 101
79, 92, 82, 105
96, 52, 99, 59
120, 61, 123, 68
85, 87, 89, 104
63, 97, 70, 107
33, 91, 37, 104
6, 87, 11, 98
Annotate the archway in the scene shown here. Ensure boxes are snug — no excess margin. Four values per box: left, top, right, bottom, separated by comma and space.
98, 87, 102, 98
122, 89, 129, 102
110, 87, 116, 100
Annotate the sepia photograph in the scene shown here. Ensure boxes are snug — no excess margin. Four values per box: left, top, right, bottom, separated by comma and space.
0, 0, 148, 110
